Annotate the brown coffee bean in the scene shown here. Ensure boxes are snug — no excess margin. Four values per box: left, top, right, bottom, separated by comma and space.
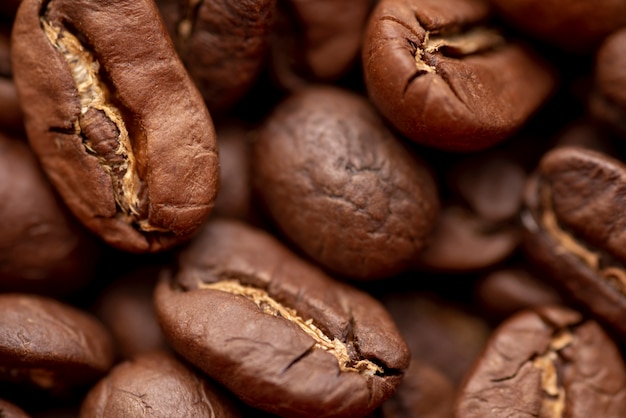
474, 267, 564, 320
79, 351, 242, 418
0, 131, 101, 296
156, 0, 275, 116
414, 205, 519, 272
521, 146, 626, 338
456, 306, 626, 417
0, 398, 30, 418
11, 0, 219, 253
252, 85, 439, 280
154, 218, 410, 418
0, 294, 114, 393
380, 360, 455, 418
362, 0, 556, 151
270, 0, 373, 90
93, 265, 169, 361
590, 27, 626, 139
490, 0, 626, 53
414, 149, 524, 272
381, 291, 490, 386
211, 121, 255, 222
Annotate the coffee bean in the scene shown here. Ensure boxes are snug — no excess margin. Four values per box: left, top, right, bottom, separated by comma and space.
269, 0, 373, 89
79, 351, 242, 418
0, 293, 114, 393
0, 131, 101, 296
521, 146, 626, 338
490, 0, 626, 53
456, 306, 626, 417
0, 398, 30, 418
154, 218, 410, 418
590, 27, 626, 139
252, 85, 439, 280
156, 0, 275, 116
11, 0, 219, 252
362, 0, 556, 151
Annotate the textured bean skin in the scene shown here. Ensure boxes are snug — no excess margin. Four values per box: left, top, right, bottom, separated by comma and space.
11, 0, 219, 252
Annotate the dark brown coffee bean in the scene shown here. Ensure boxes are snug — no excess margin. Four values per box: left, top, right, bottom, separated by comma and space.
11, 0, 219, 253
362, 0, 556, 151
414, 205, 519, 272
474, 267, 564, 320
490, 0, 626, 53
521, 146, 626, 338
0, 399, 30, 418
0, 28, 24, 135
93, 265, 169, 361
590, 27, 626, 139
211, 121, 255, 222
379, 360, 455, 418
550, 118, 620, 155
252, 86, 439, 280
79, 351, 242, 418
381, 291, 490, 386
154, 218, 410, 418
456, 306, 626, 417
270, 0, 373, 90
156, 0, 275, 116
414, 149, 524, 272
0, 294, 114, 392
0, 132, 101, 296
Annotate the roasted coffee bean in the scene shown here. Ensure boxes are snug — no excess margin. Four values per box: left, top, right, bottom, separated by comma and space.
0, 28, 24, 135
156, 0, 275, 116
211, 121, 255, 222
252, 85, 439, 280
0, 398, 30, 418
79, 351, 242, 418
474, 267, 564, 320
521, 146, 626, 338
415, 149, 524, 272
0, 131, 101, 296
11, 0, 219, 253
0, 294, 114, 393
154, 218, 410, 418
456, 306, 626, 417
379, 360, 455, 418
590, 27, 626, 139
93, 265, 169, 361
270, 0, 373, 90
489, 0, 626, 53
362, 0, 556, 151
381, 291, 490, 386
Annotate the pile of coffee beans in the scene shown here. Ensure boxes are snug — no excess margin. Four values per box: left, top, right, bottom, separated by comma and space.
1, 0, 626, 417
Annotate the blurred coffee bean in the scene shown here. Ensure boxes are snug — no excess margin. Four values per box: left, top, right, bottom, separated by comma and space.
0, 132, 101, 296
92, 265, 169, 361
381, 291, 490, 386
589, 27, 626, 139
489, 0, 626, 53
474, 266, 564, 320
379, 360, 455, 418
269, 0, 374, 90
0, 398, 30, 418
